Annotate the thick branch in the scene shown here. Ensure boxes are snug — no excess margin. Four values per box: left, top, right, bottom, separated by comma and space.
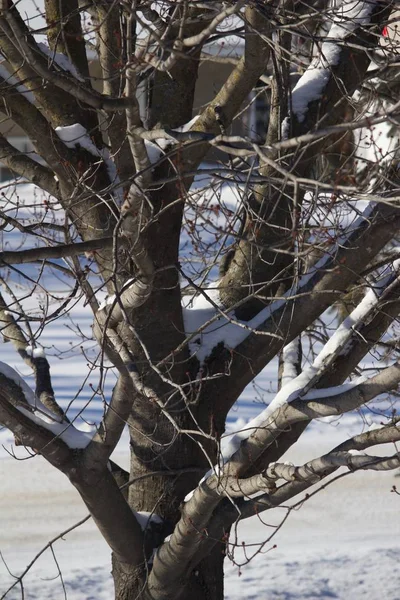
0, 1, 96, 130
225, 361, 400, 480
0, 134, 58, 194
148, 361, 400, 595
68, 466, 146, 568
44, 0, 90, 79
85, 375, 135, 466
185, 4, 271, 169
224, 449, 400, 497
187, 417, 400, 569
238, 420, 400, 517
0, 237, 115, 265
0, 73, 75, 175
218, 0, 394, 315
0, 4, 137, 112
0, 376, 72, 468
0, 358, 145, 568
95, 2, 134, 181
202, 202, 400, 419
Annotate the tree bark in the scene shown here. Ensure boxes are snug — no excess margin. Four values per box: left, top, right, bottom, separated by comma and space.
112, 547, 225, 600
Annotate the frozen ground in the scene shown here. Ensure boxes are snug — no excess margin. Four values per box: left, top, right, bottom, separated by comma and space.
1, 424, 399, 600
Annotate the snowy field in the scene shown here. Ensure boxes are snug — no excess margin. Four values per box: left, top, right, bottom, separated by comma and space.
0, 182, 400, 600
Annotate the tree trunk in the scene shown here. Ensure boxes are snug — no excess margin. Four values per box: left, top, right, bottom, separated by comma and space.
112, 557, 146, 600
107, 382, 225, 600
183, 550, 225, 600
112, 548, 225, 600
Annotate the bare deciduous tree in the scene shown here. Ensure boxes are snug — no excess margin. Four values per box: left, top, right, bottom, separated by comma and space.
0, 0, 399, 598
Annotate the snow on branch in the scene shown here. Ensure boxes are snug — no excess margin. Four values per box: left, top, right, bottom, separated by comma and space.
0, 63, 35, 103
290, 0, 377, 123
96, 273, 154, 330
172, 364, 400, 593
38, 43, 85, 82
186, 359, 400, 506
219, 264, 399, 461
184, 203, 375, 365
137, 115, 201, 165
134, 511, 164, 530
159, 422, 400, 581
0, 293, 68, 422
55, 124, 121, 201
185, 265, 400, 501
0, 360, 95, 449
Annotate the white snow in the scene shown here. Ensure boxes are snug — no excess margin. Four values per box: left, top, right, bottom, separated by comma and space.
182, 283, 226, 359
291, 0, 376, 122
133, 511, 163, 530
234, 267, 394, 426
55, 124, 122, 203
0, 63, 35, 104
25, 345, 46, 358
292, 67, 331, 123
179, 115, 201, 133
0, 360, 36, 405
0, 359, 95, 448
354, 102, 398, 171
55, 124, 101, 154
367, 422, 384, 431
98, 293, 116, 312
144, 139, 164, 165
144, 115, 201, 165
281, 116, 290, 140
38, 43, 85, 82
17, 404, 96, 448
182, 280, 289, 365
97, 277, 143, 312
302, 378, 366, 400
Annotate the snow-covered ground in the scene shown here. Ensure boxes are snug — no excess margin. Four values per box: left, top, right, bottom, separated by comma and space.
1, 424, 399, 600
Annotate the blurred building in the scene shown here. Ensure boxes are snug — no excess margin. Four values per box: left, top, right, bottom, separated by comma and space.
0, 36, 270, 183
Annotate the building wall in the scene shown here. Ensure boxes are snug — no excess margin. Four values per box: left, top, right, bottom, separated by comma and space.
0, 52, 267, 181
